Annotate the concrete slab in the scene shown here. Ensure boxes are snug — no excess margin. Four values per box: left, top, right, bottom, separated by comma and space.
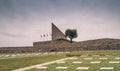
115, 57, 120, 60
65, 52, 70, 53
36, 66, 48, 69
81, 55, 88, 57
50, 52, 55, 54
109, 61, 120, 64
90, 61, 101, 64
56, 61, 65, 64
73, 61, 82, 64
68, 57, 78, 60
5, 55, 9, 57
76, 67, 89, 70
84, 58, 93, 60
56, 67, 68, 69
93, 55, 100, 56
100, 67, 114, 70
11, 55, 16, 57
99, 58, 108, 60
43, 53, 48, 54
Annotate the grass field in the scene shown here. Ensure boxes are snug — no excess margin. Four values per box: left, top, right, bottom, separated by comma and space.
27, 55, 120, 71
0, 53, 66, 71
0, 50, 120, 71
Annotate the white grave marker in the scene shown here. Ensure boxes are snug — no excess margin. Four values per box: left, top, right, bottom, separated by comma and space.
93, 55, 99, 56
81, 55, 88, 57
99, 58, 108, 60
115, 57, 120, 60
56, 61, 65, 64
100, 67, 114, 70
5, 55, 9, 57
109, 61, 120, 64
12, 55, 16, 57
44, 53, 48, 54
76, 67, 89, 70
50, 52, 55, 54
84, 58, 93, 60
68, 57, 78, 60
90, 61, 101, 64
56, 67, 68, 69
36, 66, 48, 69
73, 61, 82, 64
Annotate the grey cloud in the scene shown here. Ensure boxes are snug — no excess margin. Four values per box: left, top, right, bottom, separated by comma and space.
0, 32, 27, 38
0, 0, 120, 18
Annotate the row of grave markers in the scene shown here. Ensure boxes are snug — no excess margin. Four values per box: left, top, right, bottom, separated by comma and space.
36, 66, 114, 70
56, 61, 120, 64
35, 57, 119, 70
68, 57, 120, 60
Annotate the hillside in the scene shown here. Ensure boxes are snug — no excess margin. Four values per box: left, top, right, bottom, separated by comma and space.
75, 38, 120, 50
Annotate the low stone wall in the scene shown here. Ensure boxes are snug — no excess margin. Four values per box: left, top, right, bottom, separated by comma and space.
34, 39, 120, 52
0, 38, 120, 53
0, 46, 39, 53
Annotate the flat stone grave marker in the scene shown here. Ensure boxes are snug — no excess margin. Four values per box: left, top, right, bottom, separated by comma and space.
35, 53, 41, 55
68, 57, 78, 60
109, 61, 120, 64
50, 52, 55, 54
56, 61, 66, 64
12, 55, 16, 57
81, 55, 88, 57
76, 67, 89, 70
90, 61, 101, 64
115, 57, 120, 60
100, 67, 114, 70
105, 55, 110, 56
93, 55, 100, 56
36, 66, 48, 69
5, 55, 9, 57
58, 52, 62, 53
73, 61, 82, 64
65, 52, 70, 53
99, 58, 108, 60
44, 53, 48, 54
56, 67, 68, 69
84, 58, 93, 60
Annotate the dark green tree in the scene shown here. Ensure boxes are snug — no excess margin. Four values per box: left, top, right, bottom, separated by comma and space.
65, 29, 78, 43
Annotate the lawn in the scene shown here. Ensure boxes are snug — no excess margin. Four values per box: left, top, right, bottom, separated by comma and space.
26, 55, 120, 71
0, 50, 120, 71
0, 53, 66, 71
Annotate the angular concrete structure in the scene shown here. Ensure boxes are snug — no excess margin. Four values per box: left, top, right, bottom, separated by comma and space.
52, 23, 65, 40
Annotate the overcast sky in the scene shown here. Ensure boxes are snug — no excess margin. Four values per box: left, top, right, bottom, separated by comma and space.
0, 0, 120, 47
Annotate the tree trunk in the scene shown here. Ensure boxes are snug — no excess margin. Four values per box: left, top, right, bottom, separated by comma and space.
70, 38, 72, 43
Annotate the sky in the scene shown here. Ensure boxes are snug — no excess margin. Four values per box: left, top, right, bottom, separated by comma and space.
0, 0, 120, 47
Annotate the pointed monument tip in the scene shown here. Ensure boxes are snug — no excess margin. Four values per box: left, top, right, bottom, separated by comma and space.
51, 22, 54, 24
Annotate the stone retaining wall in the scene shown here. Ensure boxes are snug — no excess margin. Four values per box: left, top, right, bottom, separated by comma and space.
0, 38, 120, 53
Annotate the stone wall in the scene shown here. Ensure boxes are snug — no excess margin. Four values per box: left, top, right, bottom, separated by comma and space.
0, 38, 120, 53
33, 38, 120, 52
0, 46, 39, 53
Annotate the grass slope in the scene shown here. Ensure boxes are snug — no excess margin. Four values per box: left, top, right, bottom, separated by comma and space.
0, 53, 66, 71
0, 50, 120, 71
27, 50, 120, 71
27, 56, 120, 71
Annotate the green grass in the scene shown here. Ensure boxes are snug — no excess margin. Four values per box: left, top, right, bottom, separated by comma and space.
27, 55, 120, 71
0, 53, 66, 71
66, 50, 120, 57
0, 50, 120, 71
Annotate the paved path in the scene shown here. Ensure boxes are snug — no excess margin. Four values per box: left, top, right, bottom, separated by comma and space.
13, 57, 71, 71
